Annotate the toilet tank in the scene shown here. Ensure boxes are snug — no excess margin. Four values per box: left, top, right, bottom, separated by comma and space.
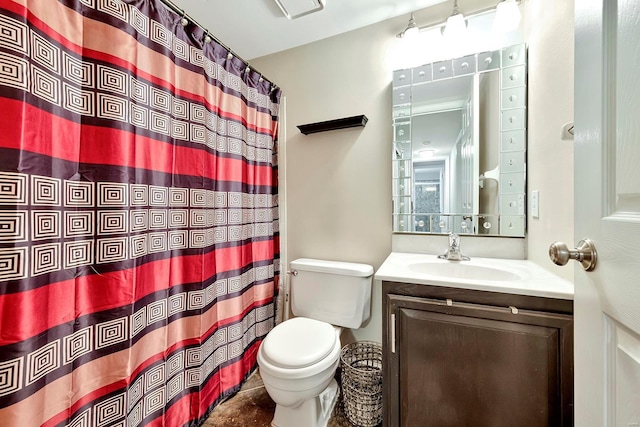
289, 258, 374, 329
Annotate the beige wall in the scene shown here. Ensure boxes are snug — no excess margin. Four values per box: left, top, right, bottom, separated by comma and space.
252, 14, 399, 343
252, 0, 575, 342
524, 0, 575, 282
253, 23, 396, 268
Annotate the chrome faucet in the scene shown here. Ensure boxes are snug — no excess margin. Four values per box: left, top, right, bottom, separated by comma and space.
438, 233, 470, 261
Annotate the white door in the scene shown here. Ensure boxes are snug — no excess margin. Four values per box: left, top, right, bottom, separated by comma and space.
574, 0, 640, 425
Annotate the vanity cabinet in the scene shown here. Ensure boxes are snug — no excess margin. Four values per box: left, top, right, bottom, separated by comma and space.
382, 281, 573, 427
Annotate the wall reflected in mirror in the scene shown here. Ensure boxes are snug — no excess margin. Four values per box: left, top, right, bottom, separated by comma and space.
392, 44, 527, 237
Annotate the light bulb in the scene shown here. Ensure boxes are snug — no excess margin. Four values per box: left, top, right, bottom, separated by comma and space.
494, 0, 521, 33
442, 13, 466, 40
403, 25, 419, 41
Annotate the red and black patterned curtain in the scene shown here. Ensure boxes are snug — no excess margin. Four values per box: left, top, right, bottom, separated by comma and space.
0, 0, 280, 425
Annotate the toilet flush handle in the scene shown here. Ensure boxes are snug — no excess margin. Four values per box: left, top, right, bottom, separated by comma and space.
287, 269, 298, 277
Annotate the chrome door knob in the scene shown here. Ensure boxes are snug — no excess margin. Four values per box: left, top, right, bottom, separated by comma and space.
549, 239, 597, 271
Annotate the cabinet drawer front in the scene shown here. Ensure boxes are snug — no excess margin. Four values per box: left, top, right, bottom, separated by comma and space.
393, 69, 411, 87
501, 129, 526, 152
500, 151, 526, 173
501, 64, 526, 88
412, 64, 432, 84
433, 60, 453, 80
478, 50, 501, 71
500, 172, 526, 194
501, 108, 526, 130
453, 55, 476, 76
501, 86, 527, 109
502, 44, 526, 67
500, 215, 526, 236
500, 193, 526, 215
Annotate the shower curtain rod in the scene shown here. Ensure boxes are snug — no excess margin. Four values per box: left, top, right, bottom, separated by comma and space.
158, 0, 279, 91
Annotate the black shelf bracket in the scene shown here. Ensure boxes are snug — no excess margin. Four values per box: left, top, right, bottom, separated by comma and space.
297, 115, 368, 135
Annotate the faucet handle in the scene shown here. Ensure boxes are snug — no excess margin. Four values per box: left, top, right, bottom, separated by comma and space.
439, 232, 469, 261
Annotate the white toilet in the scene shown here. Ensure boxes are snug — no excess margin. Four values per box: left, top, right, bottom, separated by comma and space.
257, 258, 374, 427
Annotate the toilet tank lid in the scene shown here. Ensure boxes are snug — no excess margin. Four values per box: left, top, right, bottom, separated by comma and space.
290, 258, 373, 277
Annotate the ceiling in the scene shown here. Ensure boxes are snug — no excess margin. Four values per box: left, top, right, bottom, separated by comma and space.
412, 110, 463, 161
169, 0, 448, 60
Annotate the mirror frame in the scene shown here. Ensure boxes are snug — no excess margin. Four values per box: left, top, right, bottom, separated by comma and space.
392, 44, 527, 237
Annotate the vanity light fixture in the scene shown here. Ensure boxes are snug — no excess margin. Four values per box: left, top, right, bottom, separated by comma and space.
442, 0, 467, 39
396, 13, 419, 39
397, 0, 523, 42
494, 0, 522, 33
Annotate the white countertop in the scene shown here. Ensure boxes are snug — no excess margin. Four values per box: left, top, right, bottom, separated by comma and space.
375, 252, 574, 300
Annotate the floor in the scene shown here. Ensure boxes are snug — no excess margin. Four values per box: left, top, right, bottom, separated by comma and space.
203, 369, 361, 427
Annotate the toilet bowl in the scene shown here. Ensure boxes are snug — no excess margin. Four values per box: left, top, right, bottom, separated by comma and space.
257, 258, 374, 427
257, 317, 341, 426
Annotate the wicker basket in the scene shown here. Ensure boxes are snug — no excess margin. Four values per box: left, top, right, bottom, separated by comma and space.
339, 341, 383, 427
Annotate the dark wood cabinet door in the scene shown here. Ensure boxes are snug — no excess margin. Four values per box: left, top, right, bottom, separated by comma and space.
385, 293, 573, 427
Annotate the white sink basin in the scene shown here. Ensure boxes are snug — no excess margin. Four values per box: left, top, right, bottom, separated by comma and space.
408, 261, 525, 282
374, 252, 574, 299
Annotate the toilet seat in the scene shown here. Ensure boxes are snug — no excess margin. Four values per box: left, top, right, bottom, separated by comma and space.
261, 317, 337, 369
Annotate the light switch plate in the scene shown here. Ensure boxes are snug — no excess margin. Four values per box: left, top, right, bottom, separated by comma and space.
531, 190, 539, 218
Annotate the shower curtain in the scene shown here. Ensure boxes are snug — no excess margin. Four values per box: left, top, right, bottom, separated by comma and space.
0, 0, 280, 425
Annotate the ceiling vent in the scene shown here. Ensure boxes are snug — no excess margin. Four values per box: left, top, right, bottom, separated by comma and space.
273, 0, 326, 19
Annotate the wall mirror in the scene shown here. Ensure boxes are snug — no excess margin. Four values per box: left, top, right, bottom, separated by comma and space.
392, 44, 527, 237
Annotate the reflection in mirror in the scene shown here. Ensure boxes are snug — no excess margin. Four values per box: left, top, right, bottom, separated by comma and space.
392, 44, 527, 237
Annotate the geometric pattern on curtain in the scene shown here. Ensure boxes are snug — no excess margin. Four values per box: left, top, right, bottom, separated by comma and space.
0, 0, 280, 425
